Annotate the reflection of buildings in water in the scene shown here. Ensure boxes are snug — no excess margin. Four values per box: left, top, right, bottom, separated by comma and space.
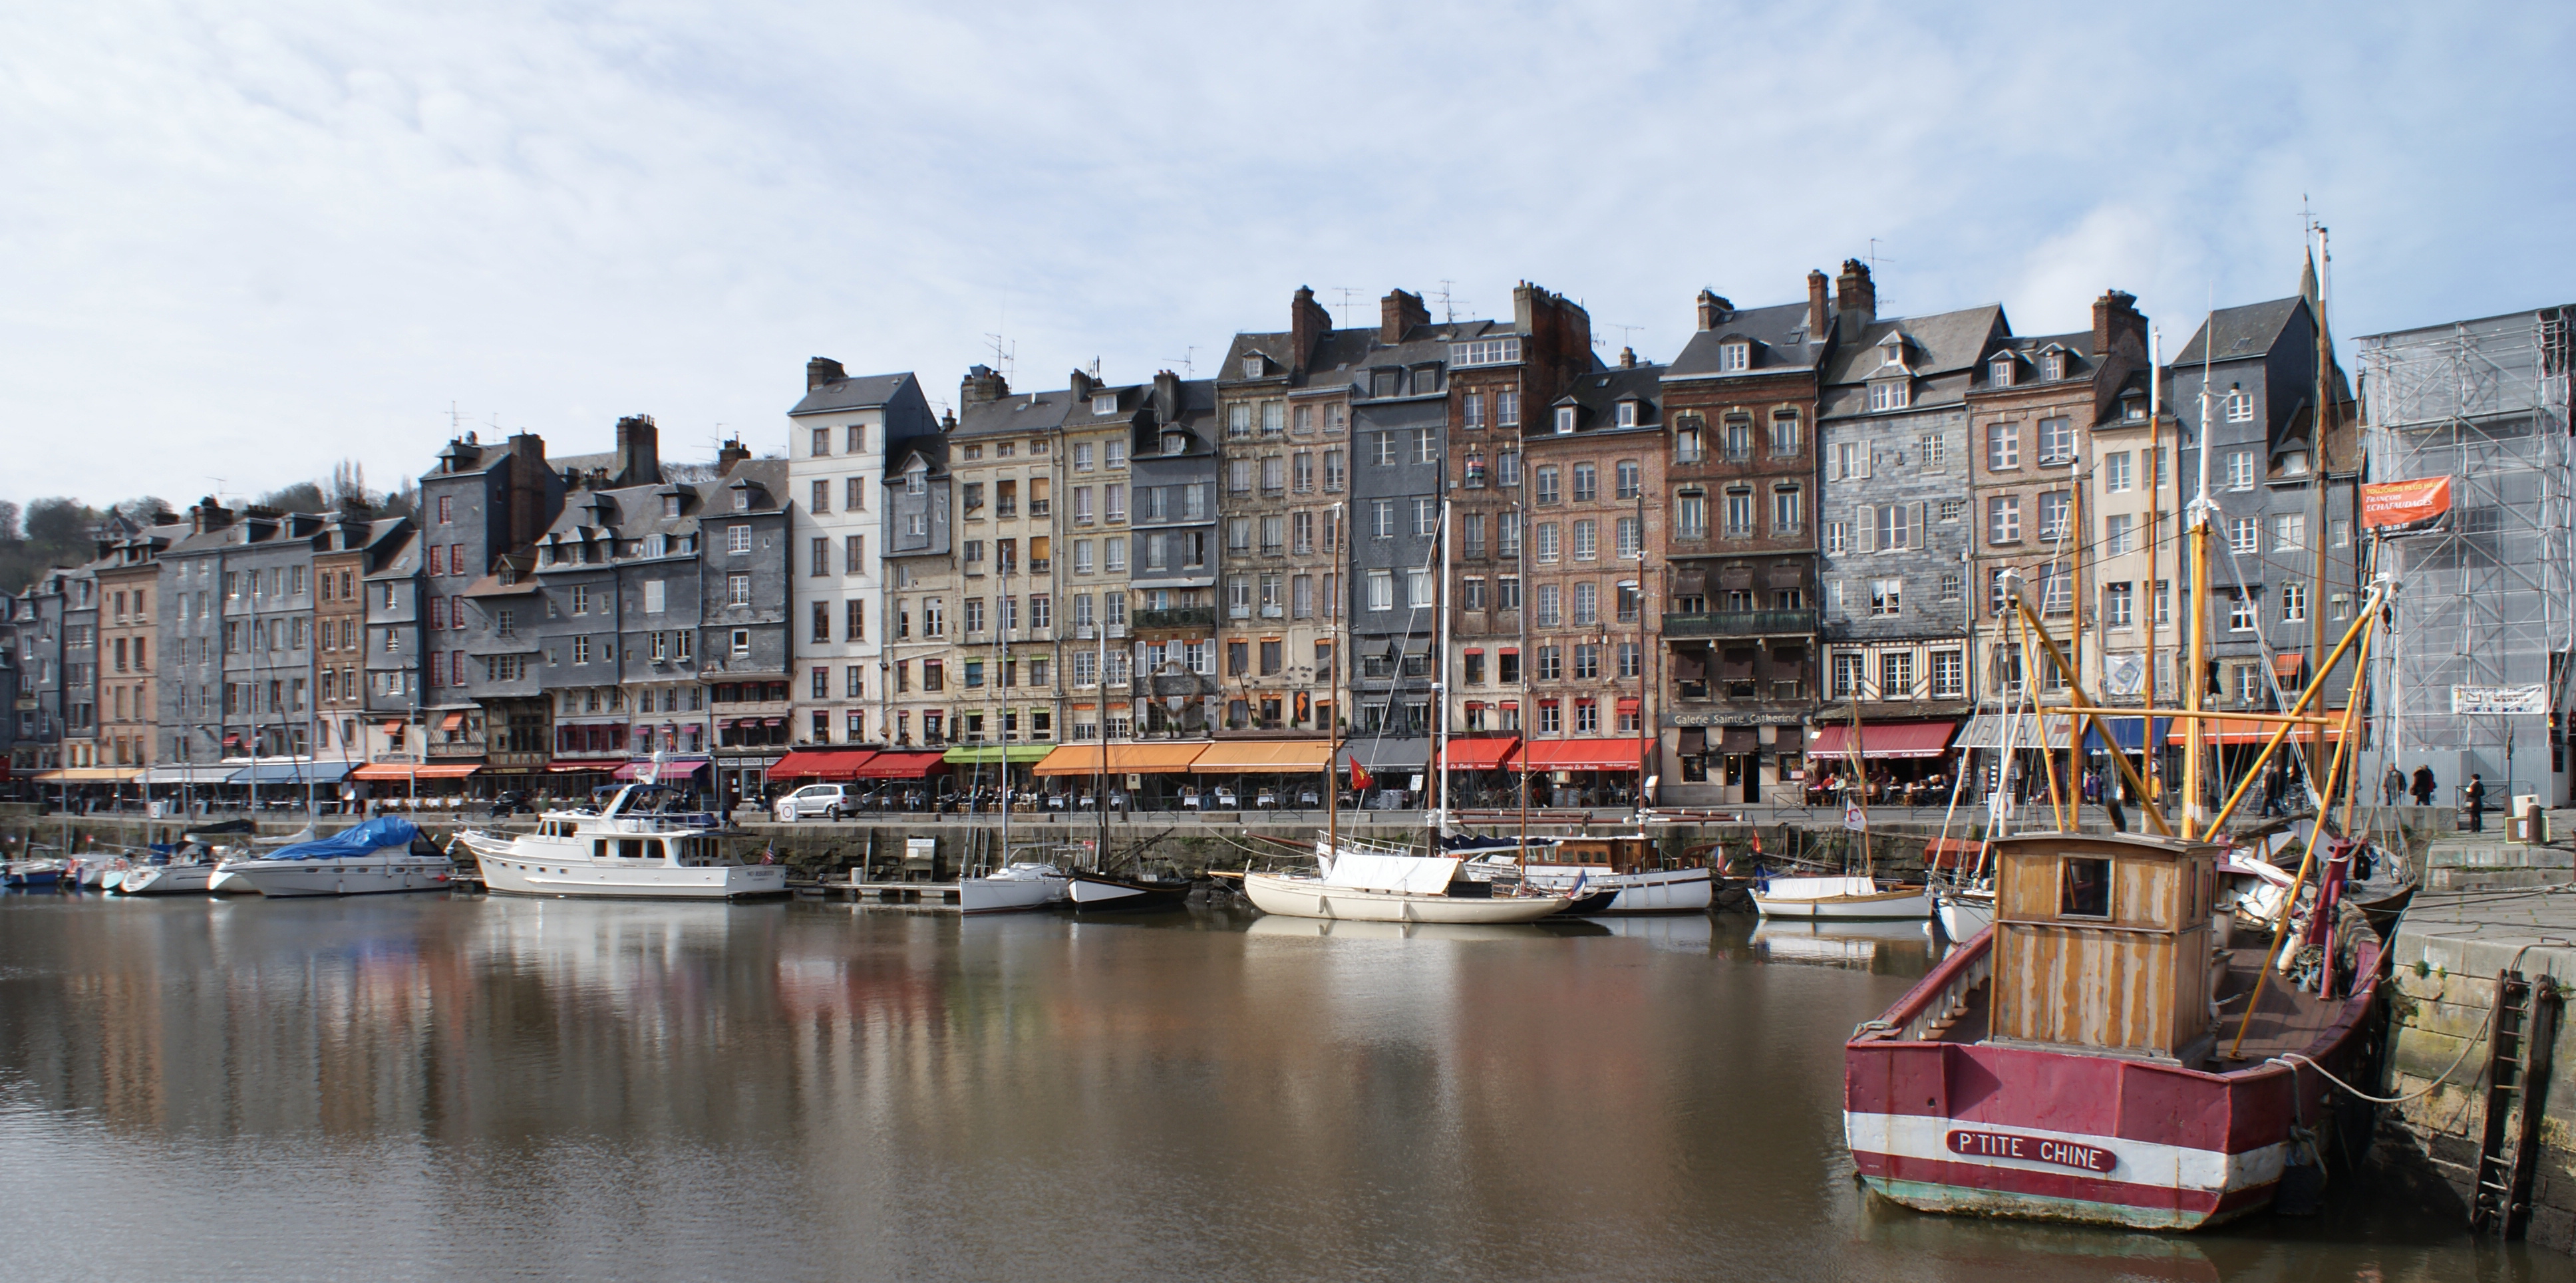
1746, 919, 1936, 972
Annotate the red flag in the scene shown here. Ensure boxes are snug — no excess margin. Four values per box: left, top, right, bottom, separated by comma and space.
1348, 754, 1373, 792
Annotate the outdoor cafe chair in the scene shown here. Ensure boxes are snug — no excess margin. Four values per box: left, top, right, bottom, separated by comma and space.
1181, 791, 1203, 810
1214, 787, 1239, 808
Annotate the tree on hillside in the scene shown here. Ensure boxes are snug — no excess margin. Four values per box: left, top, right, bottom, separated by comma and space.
25, 497, 97, 545
255, 481, 327, 513
0, 499, 19, 543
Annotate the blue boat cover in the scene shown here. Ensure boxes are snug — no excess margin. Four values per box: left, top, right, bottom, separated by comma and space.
268, 817, 420, 861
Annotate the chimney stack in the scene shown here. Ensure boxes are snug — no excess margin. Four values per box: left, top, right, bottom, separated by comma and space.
2092, 289, 2146, 360
1695, 289, 1732, 332
1619, 347, 1637, 369
1069, 369, 1097, 403
961, 364, 1008, 405
806, 356, 846, 391
1290, 285, 1331, 373
1380, 289, 1428, 344
507, 432, 550, 551
1153, 369, 1181, 422
190, 497, 233, 535
1836, 259, 1875, 321
1807, 270, 1830, 337
717, 438, 752, 475
614, 414, 661, 487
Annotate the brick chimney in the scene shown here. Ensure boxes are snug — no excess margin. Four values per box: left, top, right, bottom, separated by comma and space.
1069, 369, 1097, 404
1836, 259, 1875, 321
614, 414, 661, 487
716, 438, 752, 475
1152, 369, 1181, 422
1695, 289, 1733, 332
2092, 289, 2146, 360
1290, 285, 1331, 373
806, 356, 846, 391
507, 432, 551, 551
1808, 270, 1831, 337
189, 497, 233, 535
961, 364, 1009, 405
1380, 289, 1428, 344
1618, 347, 1637, 369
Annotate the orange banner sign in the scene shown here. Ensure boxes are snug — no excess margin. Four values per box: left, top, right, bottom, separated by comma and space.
2360, 476, 2452, 530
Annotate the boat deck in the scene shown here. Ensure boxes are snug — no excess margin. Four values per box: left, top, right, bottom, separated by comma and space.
1922, 944, 2352, 1069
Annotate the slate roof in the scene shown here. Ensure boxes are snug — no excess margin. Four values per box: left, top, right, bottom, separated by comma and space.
789, 371, 915, 418
1823, 303, 2009, 388
2171, 297, 2303, 366
1668, 301, 1828, 378
886, 432, 949, 476
953, 387, 1072, 438
1557, 363, 1669, 425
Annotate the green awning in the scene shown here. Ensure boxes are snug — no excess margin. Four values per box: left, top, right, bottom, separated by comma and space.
941, 744, 1056, 765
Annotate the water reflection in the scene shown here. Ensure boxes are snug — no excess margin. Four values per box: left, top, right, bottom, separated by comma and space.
1743, 917, 1940, 972
0, 895, 2557, 1282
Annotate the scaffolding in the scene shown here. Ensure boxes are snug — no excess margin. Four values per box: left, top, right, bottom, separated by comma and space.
2357, 306, 2575, 803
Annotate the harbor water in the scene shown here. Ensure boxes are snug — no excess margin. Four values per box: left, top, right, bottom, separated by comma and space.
0, 893, 2562, 1282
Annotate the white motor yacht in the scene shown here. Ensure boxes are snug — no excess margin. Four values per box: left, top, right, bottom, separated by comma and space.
216, 817, 454, 898
459, 784, 786, 900
117, 861, 220, 896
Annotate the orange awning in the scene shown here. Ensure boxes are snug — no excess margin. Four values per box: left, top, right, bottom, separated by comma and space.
1440, 737, 1520, 770
1506, 739, 1645, 772
1031, 742, 1211, 776
2271, 654, 2305, 678
2167, 720, 2348, 746
439, 712, 466, 730
1186, 740, 1335, 773
381, 720, 404, 734
351, 762, 480, 780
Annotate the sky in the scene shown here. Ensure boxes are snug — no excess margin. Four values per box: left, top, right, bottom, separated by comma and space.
5, 1, 2572, 513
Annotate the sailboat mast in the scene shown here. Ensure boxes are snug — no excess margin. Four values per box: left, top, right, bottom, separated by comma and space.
2144, 327, 2162, 813
996, 554, 1008, 872
2184, 315, 2219, 840
1327, 501, 1343, 859
2308, 225, 2334, 789
1428, 493, 1448, 853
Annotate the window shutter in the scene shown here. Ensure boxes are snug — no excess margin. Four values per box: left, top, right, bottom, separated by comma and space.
1854, 507, 1875, 554
1913, 502, 1928, 551
1856, 446, 1873, 479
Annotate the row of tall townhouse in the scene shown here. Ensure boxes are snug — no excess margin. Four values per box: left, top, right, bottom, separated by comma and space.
15, 257, 2498, 807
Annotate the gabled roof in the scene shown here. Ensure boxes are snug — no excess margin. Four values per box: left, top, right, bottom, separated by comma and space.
789, 371, 915, 418
886, 433, 949, 478
954, 386, 1072, 438
1823, 303, 2008, 387
1555, 363, 1667, 424
2171, 297, 2304, 366
1668, 300, 1826, 379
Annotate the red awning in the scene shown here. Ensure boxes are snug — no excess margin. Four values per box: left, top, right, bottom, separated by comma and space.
440, 712, 466, 730
1440, 737, 1520, 770
544, 760, 611, 773
772, 749, 878, 781
851, 751, 950, 780
1507, 739, 1645, 772
350, 762, 480, 780
1808, 720, 1958, 760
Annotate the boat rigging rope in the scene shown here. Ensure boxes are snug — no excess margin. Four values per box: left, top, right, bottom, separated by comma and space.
2263, 942, 2537, 1106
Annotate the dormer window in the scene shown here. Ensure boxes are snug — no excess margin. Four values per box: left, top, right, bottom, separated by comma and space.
905, 468, 927, 496
662, 496, 681, 518
733, 491, 750, 511
1720, 341, 1750, 372
1554, 406, 1577, 434
1162, 432, 1186, 456
1092, 394, 1118, 416
2123, 400, 2146, 420
1878, 337, 1906, 369
2043, 352, 2067, 380
1869, 381, 1910, 412
2224, 386, 2255, 422
1241, 355, 1263, 379
1616, 400, 1639, 428
1412, 367, 1441, 396
1990, 356, 2014, 386
2279, 450, 2311, 476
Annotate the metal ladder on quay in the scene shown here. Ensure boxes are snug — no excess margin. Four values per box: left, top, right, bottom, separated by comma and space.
2472, 968, 2561, 1238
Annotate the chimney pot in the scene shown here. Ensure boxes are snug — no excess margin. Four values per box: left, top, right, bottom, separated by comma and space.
1619, 347, 1637, 369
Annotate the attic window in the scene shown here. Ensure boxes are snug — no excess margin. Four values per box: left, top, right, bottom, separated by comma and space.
2124, 400, 2146, 420
733, 490, 750, 511
2279, 450, 2310, 476
662, 496, 681, 518
1616, 400, 1639, 428
2224, 386, 2254, 422
905, 469, 927, 496
1879, 337, 1905, 367
1990, 357, 2014, 386
2044, 352, 2067, 380
1241, 355, 1263, 379
1162, 432, 1186, 456
1092, 394, 1117, 416
1869, 381, 1910, 412
1554, 406, 1577, 434
1450, 338, 1520, 367
1719, 341, 1750, 372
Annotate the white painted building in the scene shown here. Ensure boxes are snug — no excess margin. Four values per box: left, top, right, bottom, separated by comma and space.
786, 360, 939, 748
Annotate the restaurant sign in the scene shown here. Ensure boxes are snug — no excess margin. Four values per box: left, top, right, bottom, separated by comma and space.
1947, 1129, 2117, 1174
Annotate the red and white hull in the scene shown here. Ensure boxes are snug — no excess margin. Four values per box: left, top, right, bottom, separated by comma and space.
1844, 926, 2384, 1230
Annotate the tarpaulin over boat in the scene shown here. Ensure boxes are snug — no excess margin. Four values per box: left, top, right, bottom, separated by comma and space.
266, 817, 420, 861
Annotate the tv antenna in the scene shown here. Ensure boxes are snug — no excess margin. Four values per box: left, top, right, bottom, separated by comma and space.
1433, 279, 1465, 323
984, 332, 1018, 382
1328, 287, 1361, 329
1164, 345, 1196, 378
1596, 324, 1645, 351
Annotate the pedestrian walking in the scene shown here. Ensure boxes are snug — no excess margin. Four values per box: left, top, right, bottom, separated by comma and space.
2383, 764, 2405, 807
2465, 774, 2488, 833
2411, 765, 2436, 808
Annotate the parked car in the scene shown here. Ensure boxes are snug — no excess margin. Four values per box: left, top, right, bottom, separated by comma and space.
774, 784, 857, 822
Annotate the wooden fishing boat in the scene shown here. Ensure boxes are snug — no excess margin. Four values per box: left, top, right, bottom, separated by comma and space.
1754, 874, 1931, 921
1844, 831, 2387, 1230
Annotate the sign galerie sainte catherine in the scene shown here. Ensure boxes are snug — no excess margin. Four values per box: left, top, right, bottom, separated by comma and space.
1946, 1129, 2118, 1174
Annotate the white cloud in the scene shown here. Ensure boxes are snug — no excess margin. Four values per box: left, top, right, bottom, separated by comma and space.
2, 1, 2572, 508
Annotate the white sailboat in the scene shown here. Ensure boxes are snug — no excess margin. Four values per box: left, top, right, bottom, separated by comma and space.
459, 782, 785, 900
961, 859, 1071, 915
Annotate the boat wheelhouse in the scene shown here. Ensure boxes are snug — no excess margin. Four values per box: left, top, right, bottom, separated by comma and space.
462, 785, 787, 900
